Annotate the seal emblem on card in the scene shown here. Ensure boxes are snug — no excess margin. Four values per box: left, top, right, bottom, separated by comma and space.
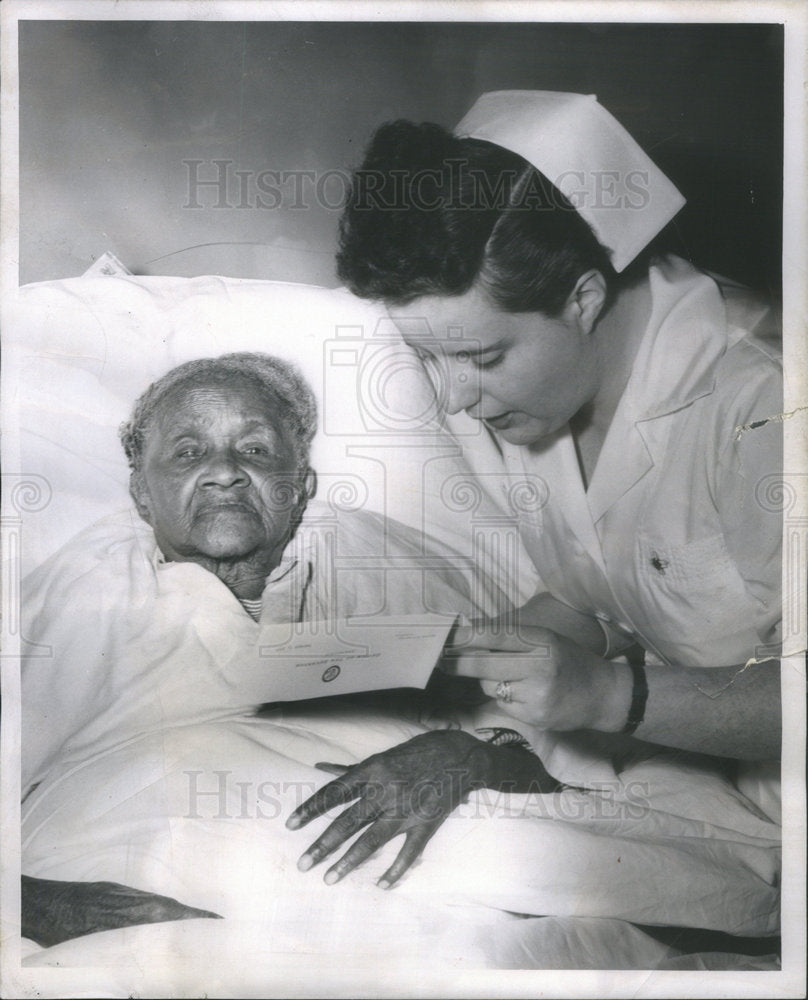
322, 665, 341, 683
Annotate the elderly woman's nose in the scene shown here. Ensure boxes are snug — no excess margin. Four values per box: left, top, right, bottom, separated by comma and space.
199, 448, 250, 487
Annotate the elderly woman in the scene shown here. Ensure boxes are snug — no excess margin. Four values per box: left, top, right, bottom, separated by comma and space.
22, 351, 316, 943
121, 352, 317, 613
289, 92, 782, 887
22, 350, 556, 946
24, 353, 317, 793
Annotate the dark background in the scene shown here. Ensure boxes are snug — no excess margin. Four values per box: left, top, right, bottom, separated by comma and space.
19, 20, 783, 294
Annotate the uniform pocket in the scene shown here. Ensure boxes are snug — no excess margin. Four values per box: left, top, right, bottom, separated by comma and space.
632, 531, 762, 666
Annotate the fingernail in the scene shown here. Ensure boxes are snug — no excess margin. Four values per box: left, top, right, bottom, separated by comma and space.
324, 870, 339, 886
286, 816, 300, 830
377, 879, 391, 890
297, 854, 313, 872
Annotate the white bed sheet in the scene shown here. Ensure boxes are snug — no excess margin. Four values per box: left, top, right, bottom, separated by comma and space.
21, 702, 780, 971
8, 274, 782, 985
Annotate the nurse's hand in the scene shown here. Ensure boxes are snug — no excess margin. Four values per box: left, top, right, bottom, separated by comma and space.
441, 624, 633, 733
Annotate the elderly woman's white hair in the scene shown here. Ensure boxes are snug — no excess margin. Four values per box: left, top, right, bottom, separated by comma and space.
119, 352, 318, 476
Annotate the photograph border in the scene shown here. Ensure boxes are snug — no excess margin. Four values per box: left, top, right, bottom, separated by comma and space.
2, 2, 805, 997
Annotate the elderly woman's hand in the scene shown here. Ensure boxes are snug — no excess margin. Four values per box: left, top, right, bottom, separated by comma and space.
286, 730, 560, 888
442, 624, 634, 733
21, 875, 222, 948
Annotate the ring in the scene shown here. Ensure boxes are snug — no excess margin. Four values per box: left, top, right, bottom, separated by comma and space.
495, 680, 513, 704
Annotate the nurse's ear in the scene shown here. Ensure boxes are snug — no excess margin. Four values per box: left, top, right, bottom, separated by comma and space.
561, 270, 608, 335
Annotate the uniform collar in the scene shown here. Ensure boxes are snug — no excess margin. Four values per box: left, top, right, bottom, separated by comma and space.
586, 256, 729, 524
624, 256, 727, 422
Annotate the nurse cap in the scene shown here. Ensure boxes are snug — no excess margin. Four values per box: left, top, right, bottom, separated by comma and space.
455, 91, 685, 272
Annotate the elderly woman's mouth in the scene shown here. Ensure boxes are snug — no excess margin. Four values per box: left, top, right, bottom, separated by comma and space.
195, 499, 258, 516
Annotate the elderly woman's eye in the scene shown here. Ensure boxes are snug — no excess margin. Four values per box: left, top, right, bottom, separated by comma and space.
175, 446, 201, 459
241, 444, 270, 456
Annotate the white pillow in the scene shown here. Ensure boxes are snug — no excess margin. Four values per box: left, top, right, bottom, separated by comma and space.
5, 274, 540, 605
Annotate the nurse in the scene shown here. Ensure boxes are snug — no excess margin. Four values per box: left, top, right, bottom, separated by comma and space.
290, 91, 782, 886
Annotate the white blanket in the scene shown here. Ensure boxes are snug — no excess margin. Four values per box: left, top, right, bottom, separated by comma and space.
20, 513, 781, 982
22, 504, 503, 789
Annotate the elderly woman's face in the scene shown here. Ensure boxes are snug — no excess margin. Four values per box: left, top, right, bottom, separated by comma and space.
389, 284, 600, 446
134, 375, 302, 565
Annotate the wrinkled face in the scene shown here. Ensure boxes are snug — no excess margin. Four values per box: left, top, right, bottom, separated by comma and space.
388, 284, 600, 446
134, 375, 303, 566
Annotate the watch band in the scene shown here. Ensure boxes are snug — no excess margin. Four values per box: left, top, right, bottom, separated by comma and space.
622, 661, 649, 735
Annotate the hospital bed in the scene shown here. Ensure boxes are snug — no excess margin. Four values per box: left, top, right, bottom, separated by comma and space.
4, 272, 782, 995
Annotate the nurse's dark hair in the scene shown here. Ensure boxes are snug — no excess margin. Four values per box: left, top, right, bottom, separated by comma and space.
336, 120, 616, 315
119, 352, 317, 476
